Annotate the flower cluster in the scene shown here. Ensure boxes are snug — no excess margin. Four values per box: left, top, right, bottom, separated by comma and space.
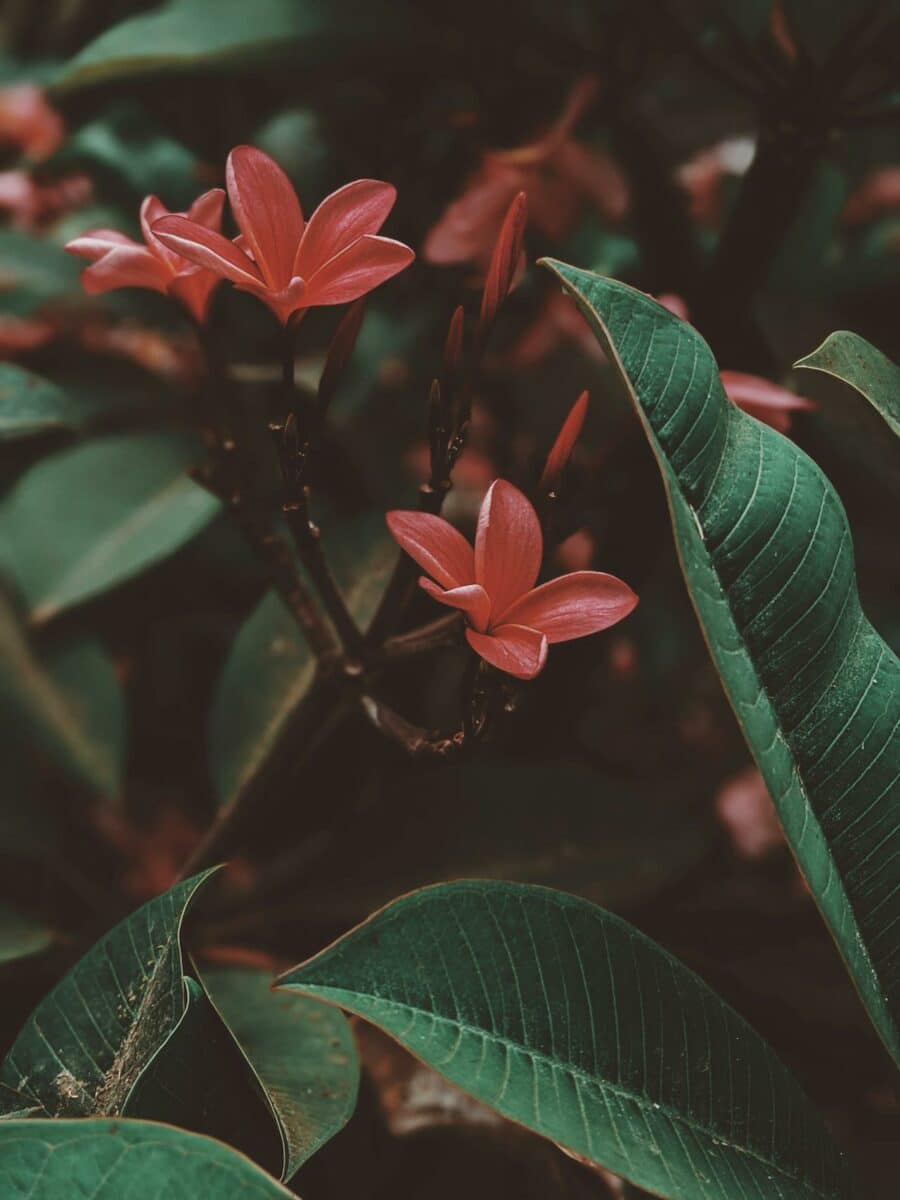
66, 146, 414, 325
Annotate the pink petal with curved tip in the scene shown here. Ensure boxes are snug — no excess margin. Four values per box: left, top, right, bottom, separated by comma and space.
80, 245, 171, 295
187, 187, 226, 229
499, 571, 638, 643
140, 194, 168, 241
141, 194, 179, 269
153, 216, 262, 288
226, 145, 303, 290
65, 229, 138, 259
385, 510, 474, 590
474, 479, 542, 616
419, 578, 491, 632
466, 623, 548, 679
303, 235, 414, 306
295, 179, 397, 278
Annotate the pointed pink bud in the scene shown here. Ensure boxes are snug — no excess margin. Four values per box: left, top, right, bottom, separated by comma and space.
540, 390, 589, 489
443, 305, 465, 373
478, 191, 527, 338
318, 297, 366, 410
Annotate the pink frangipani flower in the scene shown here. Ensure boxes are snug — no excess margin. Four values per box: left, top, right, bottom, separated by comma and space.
66, 190, 226, 323
387, 479, 637, 679
153, 145, 414, 325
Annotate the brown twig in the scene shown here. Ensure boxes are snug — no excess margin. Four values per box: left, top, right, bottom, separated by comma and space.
195, 319, 337, 658
359, 693, 466, 757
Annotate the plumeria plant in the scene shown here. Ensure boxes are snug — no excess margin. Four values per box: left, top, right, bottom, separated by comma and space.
0, 4, 898, 1200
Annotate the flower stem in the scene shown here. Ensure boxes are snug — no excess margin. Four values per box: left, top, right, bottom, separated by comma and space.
195, 318, 337, 658
275, 322, 365, 660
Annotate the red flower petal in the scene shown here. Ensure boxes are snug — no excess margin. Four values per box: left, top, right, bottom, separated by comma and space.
78, 245, 171, 295
478, 191, 527, 335
140, 194, 179, 270
168, 270, 220, 324
385, 510, 475, 590
474, 479, 542, 617
302, 235, 413, 306
186, 187, 226, 229
294, 179, 397, 279
66, 229, 138, 259
499, 570, 638, 643
465, 623, 548, 679
419, 578, 491, 632
540, 390, 589, 489
422, 167, 520, 266
720, 370, 814, 413
721, 371, 814, 433
153, 215, 262, 288
226, 145, 304, 290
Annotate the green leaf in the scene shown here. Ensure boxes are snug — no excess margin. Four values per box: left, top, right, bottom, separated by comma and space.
122, 975, 283, 1170
0, 598, 122, 800
202, 967, 359, 1180
0, 366, 79, 444
0, 871, 216, 1118
54, 102, 198, 208
0, 904, 53, 966
0, 430, 220, 624
211, 513, 394, 809
541, 260, 900, 1065
0, 1119, 293, 1197
280, 880, 856, 1200
54, 0, 423, 94
0, 231, 81, 319
795, 330, 900, 438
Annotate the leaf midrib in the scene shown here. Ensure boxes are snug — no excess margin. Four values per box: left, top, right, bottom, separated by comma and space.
302, 987, 839, 1200
30, 474, 207, 624
552, 264, 894, 1057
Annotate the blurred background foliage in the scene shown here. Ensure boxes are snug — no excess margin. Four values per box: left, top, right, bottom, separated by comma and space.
0, 0, 897, 1194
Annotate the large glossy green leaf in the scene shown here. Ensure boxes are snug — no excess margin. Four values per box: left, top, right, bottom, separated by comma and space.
0, 430, 220, 624
0, 871, 216, 1118
281, 881, 856, 1200
0, 600, 122, 800
795, 330, 900, 438
0, 1119, 293, 1197
211, 513, 394, 809
0, 367, 79, 444
202, 967, 359, 1180
542, 261, 900, 1065
54, 0, 423, 94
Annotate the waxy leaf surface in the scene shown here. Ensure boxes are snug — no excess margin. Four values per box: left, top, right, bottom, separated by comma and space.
0, 871, 216, 1118
543, 261, 900, 1064
0, 1119, 293, 1198
0, 430, 220, 624
795, 330, 900, 438
202, 966, 359, 1181
55, 0, 424, 93
0, 600, 123, 801
0, 367, 79, 444
281, 880, 856, 1200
